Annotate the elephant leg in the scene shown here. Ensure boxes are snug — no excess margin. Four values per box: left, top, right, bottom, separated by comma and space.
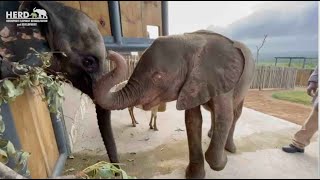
205, 92, 233, 171
152, 109, 158, 131
128, 107, 138, 127
153, 114, 158, 131
149, 113, 154, 129
225, 99, 244, 153
96, 105, 119, 164
185, 106, 205, 179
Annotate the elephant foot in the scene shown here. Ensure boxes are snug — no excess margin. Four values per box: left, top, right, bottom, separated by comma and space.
185, 163, 205, 179
149, 125, 154, 129
154, 127, 159, 131
225, 141, 237, 153
205, 151, 227, 171
207, 131, 236, 153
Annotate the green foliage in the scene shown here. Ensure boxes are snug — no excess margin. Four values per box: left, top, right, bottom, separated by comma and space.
0, 48, 135, 179
0, 48, 67, 177
272, 90, 313, 106
81, 161, 136, 179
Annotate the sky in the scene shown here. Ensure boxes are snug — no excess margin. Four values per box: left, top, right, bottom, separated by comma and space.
168, 1, 267, 34
168, 1, 318, 60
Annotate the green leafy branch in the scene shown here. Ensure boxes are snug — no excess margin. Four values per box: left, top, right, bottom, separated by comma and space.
0, 48, 67, 177
0, 48, 136, 179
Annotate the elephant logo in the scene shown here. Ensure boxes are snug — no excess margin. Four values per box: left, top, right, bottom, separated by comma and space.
32, 7, 47, 19
30, 12, 38, 18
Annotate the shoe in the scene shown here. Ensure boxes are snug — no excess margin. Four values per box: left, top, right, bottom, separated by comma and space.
282, 144, 304, 153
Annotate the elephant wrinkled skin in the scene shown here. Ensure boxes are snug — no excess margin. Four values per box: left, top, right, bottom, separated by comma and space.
93, 30, 255, 179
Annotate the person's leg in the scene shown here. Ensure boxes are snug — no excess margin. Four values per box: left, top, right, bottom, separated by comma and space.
282, 100, 318, 153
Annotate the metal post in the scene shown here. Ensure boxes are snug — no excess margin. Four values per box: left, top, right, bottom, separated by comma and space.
161, 1, 169, 36
275, 57, 278, 66
108, 1, 122, 44
44, 88, 69, 178
303, 58, 306, 69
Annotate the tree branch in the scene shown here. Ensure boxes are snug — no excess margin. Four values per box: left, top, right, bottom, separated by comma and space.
257, 34, 268, 51
256, 34, 268, 63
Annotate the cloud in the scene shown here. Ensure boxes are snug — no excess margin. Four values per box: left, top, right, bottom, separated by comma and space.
229, 1, 317, 39
207, 1, 318, 59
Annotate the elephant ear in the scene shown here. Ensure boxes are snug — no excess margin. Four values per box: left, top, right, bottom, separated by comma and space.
176, 33, 244, 110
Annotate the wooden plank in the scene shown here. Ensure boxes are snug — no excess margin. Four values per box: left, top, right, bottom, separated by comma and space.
29, 87, 59, 176
79, 1, 112, 36
120, 1, 144, 38
9, 86, 59, 178
142, 1, 162, 37
58, 1, 81, 10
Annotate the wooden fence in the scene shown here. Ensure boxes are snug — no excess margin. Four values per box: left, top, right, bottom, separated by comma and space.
295, 69, 314, 87
250, 66, 298, 89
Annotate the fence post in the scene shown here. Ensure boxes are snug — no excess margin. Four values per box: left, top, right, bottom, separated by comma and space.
275, 57, 278, 66
302, 58, 306, 69
288, 58, 292, 67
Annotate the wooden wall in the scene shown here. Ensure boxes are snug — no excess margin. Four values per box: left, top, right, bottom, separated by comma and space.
9, 86, 59, 178
59, 1, 162, 38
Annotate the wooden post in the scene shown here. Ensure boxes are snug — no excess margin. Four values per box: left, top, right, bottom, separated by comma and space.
289, 58, 292, 67
302, 58, 306, 69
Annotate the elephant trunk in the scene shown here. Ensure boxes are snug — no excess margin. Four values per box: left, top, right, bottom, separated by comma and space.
93, 51, 141, 110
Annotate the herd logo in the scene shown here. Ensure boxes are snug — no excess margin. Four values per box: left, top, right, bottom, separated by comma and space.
5, 8, 48, 27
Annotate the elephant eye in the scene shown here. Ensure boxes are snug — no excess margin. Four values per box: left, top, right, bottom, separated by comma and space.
82, 56, 98, 72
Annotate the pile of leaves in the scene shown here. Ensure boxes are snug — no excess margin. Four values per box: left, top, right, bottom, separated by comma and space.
81, 161, 136, 179
0, 48, 135, 179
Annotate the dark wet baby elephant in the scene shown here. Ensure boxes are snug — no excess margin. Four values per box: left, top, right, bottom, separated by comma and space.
93, 30, 255, 179
0, 1, 119, 164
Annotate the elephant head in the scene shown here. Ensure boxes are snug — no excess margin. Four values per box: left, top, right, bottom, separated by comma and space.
13, 1, 108, 92
92, 30, 245, 111
0, 1, 120, 164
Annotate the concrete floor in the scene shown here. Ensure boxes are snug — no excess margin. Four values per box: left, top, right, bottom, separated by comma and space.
63, 96, 319, 179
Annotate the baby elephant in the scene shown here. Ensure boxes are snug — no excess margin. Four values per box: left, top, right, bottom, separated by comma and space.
111, 80, 166, 130
93, 30, 255, 179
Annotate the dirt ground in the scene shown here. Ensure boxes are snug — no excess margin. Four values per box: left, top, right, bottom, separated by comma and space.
62, 87, 317, 178
244, 88, 312, 126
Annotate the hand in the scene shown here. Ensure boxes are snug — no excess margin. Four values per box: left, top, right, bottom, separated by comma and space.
307, 82, 318, 97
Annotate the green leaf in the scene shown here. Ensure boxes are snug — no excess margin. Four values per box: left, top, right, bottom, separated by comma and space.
18, 151, 30, 166
14, 86, 24, 97
0, 148, 8, 164
14, 151, 30, 173
3, 80, 16, 98
98, 167, 114, 178
57, 88, 64, 97
6, 141, 16, 156
120, 169, 129, 179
